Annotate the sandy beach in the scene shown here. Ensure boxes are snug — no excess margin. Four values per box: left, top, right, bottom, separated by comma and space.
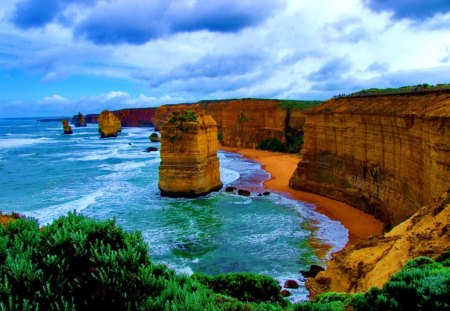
221, 146, 384, 246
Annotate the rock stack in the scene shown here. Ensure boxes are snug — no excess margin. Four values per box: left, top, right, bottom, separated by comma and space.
98, 110, 122, 138
72, 112, 87, 127
62, 119, 73, 134
159, 109, 222, 197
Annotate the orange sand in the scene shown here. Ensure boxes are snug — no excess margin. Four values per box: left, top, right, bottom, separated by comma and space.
221, 146, 384, 246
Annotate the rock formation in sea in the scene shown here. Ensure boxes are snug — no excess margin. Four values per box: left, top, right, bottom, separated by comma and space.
62, 119, 73, 134
71, 112, 86, 127
306, 191, 450, 297
158, 109, 222, 197
149, 132, 160, 142
289, 93, 450, 228
98, 110, 122, 138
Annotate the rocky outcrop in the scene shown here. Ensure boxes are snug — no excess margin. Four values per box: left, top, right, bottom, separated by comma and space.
154, 99, 308, 151
149, 132, 160, 142
306, 191, 450, 297
158, 109, 222, 197
62, 119, 73, 134
289, 94, 450, 228
71, 112, 86, 127
98, 110, 122, 138
84, 108, 156, 127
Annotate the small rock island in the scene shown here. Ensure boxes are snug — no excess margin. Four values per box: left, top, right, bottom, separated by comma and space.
159, 109, 222, 197
98, 110, 122, 138
61, 119, 73, 134
72, 112, 86, 127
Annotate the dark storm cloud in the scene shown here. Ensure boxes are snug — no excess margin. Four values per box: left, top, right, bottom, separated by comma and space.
9, 0, 96, 29
364, 0, 450, 21
10, 0, 284, 45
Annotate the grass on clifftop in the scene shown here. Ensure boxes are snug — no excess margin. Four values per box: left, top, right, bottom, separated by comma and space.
344, 83, 450, 97
0, 213, 448, 310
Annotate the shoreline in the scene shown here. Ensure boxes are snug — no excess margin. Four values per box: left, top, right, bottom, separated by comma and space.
220, 146, 384, 246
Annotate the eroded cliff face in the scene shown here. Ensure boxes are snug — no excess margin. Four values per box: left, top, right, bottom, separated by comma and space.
84, 108, 156, 127
289, 94, 450, 228
306, 191, 450, 297
158, 109, 222, 197
98, 110, 122, 138
154, 99, 306, 149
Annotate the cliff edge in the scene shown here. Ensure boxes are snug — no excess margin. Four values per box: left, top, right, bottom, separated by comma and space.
306, 191, 450, 297
289, 93, 450, 228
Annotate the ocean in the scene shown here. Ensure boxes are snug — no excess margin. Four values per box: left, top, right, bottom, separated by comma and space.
0, 118, 347, 302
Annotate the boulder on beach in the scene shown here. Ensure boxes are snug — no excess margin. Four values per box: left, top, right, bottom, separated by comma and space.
283, 279, 299, 289
98, 110, 122, 138
238, 189, 250, 197
62, 119, 73, 135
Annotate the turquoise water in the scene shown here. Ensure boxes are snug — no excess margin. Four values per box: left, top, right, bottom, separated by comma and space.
0, 118, 347, 302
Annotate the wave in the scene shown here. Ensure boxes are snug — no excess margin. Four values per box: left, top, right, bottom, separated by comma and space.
97, 160, 151, 172
0, 137, 54, 149
220, 167, 240, 185
23, 190, 104, 226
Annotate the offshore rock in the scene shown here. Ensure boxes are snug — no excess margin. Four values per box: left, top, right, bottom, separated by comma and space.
98, 110, 122, 138
62, 119, 73, 134
72, 112, 86, 127
289, 93, 450, 228
158, 109, 222, 197
306, 192, 450, 298
149, 132, 161, 142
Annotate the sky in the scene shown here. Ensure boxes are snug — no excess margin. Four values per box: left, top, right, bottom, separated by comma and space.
1, 0, 450, 117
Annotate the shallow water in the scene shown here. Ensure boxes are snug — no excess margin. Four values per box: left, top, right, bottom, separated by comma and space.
0, 118, 347, 302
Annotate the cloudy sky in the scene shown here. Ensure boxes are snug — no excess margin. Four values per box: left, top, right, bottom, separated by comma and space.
1, 0, 450, 117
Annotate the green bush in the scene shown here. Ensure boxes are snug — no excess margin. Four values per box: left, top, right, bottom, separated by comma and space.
257, 138, 286, 152
193, 273, 285, 304
0, 213, 288, 310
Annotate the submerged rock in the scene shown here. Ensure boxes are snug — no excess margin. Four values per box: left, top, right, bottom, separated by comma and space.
149, 132, 161, 142
225, 186, 236, 193
237, 189, 250, 197
98, 110, 122, 138
158, 109, 222, 197
283, 279, 299, 289
146, 147, 158, 152
62, 119, 73, 135
280, 290, 291, 297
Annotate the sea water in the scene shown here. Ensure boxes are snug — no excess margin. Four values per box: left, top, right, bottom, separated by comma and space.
0, 118, 347, 302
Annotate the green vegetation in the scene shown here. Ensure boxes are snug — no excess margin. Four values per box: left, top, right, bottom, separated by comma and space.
345, 83, 450, 97
278, 100, 323, 111
237, 111, 249, 124
167, 110, 197, 125
0, 213, 448, 310
257, 138, 286, 152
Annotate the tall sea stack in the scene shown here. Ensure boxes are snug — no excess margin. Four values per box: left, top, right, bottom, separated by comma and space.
62, 119, 73, 134
159, 109, 222, 197
72, 112, 86, 127
98, 110, 122, 138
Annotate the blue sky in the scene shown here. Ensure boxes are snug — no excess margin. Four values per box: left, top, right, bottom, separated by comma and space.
1, 0, 450, 117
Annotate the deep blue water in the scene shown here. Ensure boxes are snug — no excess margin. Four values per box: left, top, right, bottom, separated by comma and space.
0, 118, 347, 301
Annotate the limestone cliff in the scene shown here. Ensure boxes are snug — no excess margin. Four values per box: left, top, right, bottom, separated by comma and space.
289, 93, 450, 228
154, 99, 308, 150
84, 108, 155, 127
98, 110, 122, 138
62, 119, 73, 134
71, 112, 86, 127
158, 109, 222, 197
306, 191, 450, 297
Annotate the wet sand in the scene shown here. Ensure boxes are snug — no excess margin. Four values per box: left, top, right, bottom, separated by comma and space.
221, 146, 384, 246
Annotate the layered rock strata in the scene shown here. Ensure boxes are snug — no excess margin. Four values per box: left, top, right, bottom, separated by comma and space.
84, 108, 155, 127
154, 99, 307, 150
62, 119, 73, 134
158, 109, 222, 197
98, 110, 122, 138
289, 94, 450, 228
307, 191, 450, 297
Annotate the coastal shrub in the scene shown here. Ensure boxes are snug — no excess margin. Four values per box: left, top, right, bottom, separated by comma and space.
193, 272, 285, 304
0, 213, 289, 310
257, 138, 286, 152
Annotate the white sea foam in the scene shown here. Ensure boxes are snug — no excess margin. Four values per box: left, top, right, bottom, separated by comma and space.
0, 137, 54, 148
24, 190, 104, 226
98, 160, 150, 172
220, 167, 240, 185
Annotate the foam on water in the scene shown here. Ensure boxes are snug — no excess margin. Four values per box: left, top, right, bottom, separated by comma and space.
24, 190, 105, 226
220, 167, 240, 185
0, 137, 54, 148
